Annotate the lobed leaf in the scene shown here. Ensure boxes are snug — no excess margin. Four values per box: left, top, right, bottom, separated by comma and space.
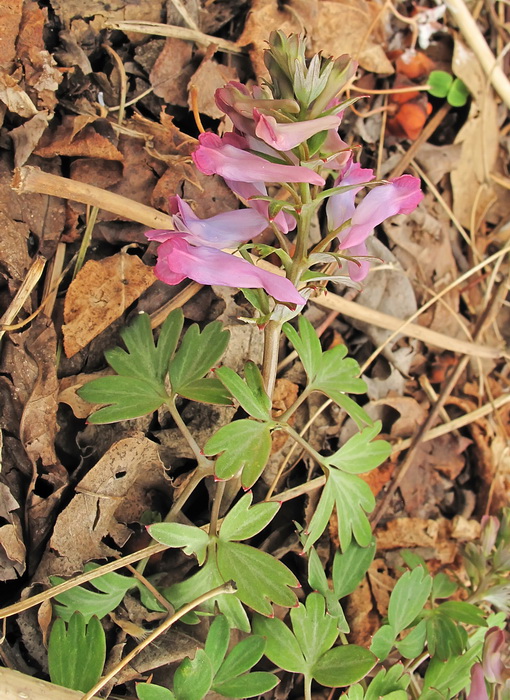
332, 537, 376, 599
252, 615, 306, 673
214, 635, 265, 684
149, 523, 210, 565
204, 614, 230, 675
370, 624, 395, 661
169, 321, 230, 396
326, 423, 391, 474
205, 420, 273, 488
290, 593, 338, 666
79, 375, 167, 423
219, 492, 279, 542
48, 613, 106, 692
307, 548, 349, 632
176, 377, 232, 405
283, 316, 323, 380
216, 540, 298, 616
214, 365, 271, 420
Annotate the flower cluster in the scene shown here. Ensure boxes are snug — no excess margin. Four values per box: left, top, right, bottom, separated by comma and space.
146, 32, 423, 310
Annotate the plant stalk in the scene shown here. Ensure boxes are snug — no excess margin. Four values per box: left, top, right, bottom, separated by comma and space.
262, 318, 284, 397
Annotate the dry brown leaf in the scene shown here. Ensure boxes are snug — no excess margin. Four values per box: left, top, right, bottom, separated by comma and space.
0, 0, 22, 66
450, 39, 500, 228
0, 70, 37, 117
344, 576, 379, 646
35, 436, 166, 581
0, 209, 31, 282
188, 57, 237, 119
271, 378, 299, 452
49, 0, 165, 36
62, 252, 156, 357
150, 38, 194, 107
35, 115, 123, 160
0, 482, 26, 581
314, 0, 394, 75
9, 109, 51, 167
367, 558, 394, 616
59, 371, 113, 419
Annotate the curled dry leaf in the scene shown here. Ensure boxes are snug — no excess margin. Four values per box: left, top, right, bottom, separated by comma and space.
0, 71, 38, 118
62, 252, 156, 357
35, 114, 123, 160
187, 56, 237, 119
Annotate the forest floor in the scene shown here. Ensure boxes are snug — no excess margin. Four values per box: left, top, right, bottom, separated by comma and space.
0, 0, 509, 698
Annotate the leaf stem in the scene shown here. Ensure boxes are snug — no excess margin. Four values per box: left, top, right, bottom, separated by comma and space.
304, 674, 313, 700
278, 387, 311, 424
283, 424, 326, 467
209, 479, 225, 536
166, 397, 213, 469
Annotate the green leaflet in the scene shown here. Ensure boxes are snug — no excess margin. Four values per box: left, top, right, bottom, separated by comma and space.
48, 612, 106, 692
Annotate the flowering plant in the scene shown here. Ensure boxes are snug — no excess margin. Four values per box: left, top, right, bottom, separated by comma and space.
56, 32, 508, 700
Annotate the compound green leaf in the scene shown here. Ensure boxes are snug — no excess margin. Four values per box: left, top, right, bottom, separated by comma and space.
48, 613, 106, 692
395, 618, 427, 659
311, 644, 377, 687
365, 665, 410, 700
422, 645, 481, 699
437, 601, 487, 626
205, 420, 272, 488
219, 492, 279, 542
217, 540, 298, 616
388, 566, 432, 636
212, 672, 279, 698
312, 344, 367, 396
148, 523, 210, 565
173, 649, 213, 700
307, 548, 349, 632
327, 423, 391, 474
426, 613, 467, 660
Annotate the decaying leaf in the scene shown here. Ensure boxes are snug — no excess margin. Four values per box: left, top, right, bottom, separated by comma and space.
187, 56, 237, 119
35, 436, 166, 581
62, 252, 156, 357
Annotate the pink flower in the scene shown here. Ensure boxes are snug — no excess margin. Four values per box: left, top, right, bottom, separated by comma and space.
326, 167, 423, 281
147, 233, 305, 306
483, 627, 508, 683
253, 110, 342, 151
466, 664, 489, 700
224, 179, 296, 234
146, 195, 269, 249
339, 175, 423, 249
192, 132, 324, 186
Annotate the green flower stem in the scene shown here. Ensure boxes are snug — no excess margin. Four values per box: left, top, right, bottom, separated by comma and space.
290, 184, 312, 286
262, 318, 284, 397
166, 397, 213, 469
283, 424, 326, 467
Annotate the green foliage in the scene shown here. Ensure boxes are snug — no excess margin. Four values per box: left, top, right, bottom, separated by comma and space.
305, 424, 390, 550
214, 363, 271, 420
149, 523, 210, 565
283, 316, 371, 427
150, 493, 298, 623
428, 70, 470, 107
254, 593, 376, 688
421, 644, 482, 699
205, 419, 273, 487
78, 310, 231, 423
48, 612, 106, 692
51, 564, 164, 622
345, 665, 410, 700
136, 615, 278, 700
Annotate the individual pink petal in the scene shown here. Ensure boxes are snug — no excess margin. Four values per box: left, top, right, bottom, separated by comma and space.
152, 234, 305, 305
167, 195, 268, 248
320, 128, 352, 170
225, 179, 296, 234
345, 242, 370, 282
192, 132, 324, 185
253, 110, 341, 151
483, 627, 506, 683
466, 664, 489, 700
340, 175, 423, 248
326, 158, 375, 232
